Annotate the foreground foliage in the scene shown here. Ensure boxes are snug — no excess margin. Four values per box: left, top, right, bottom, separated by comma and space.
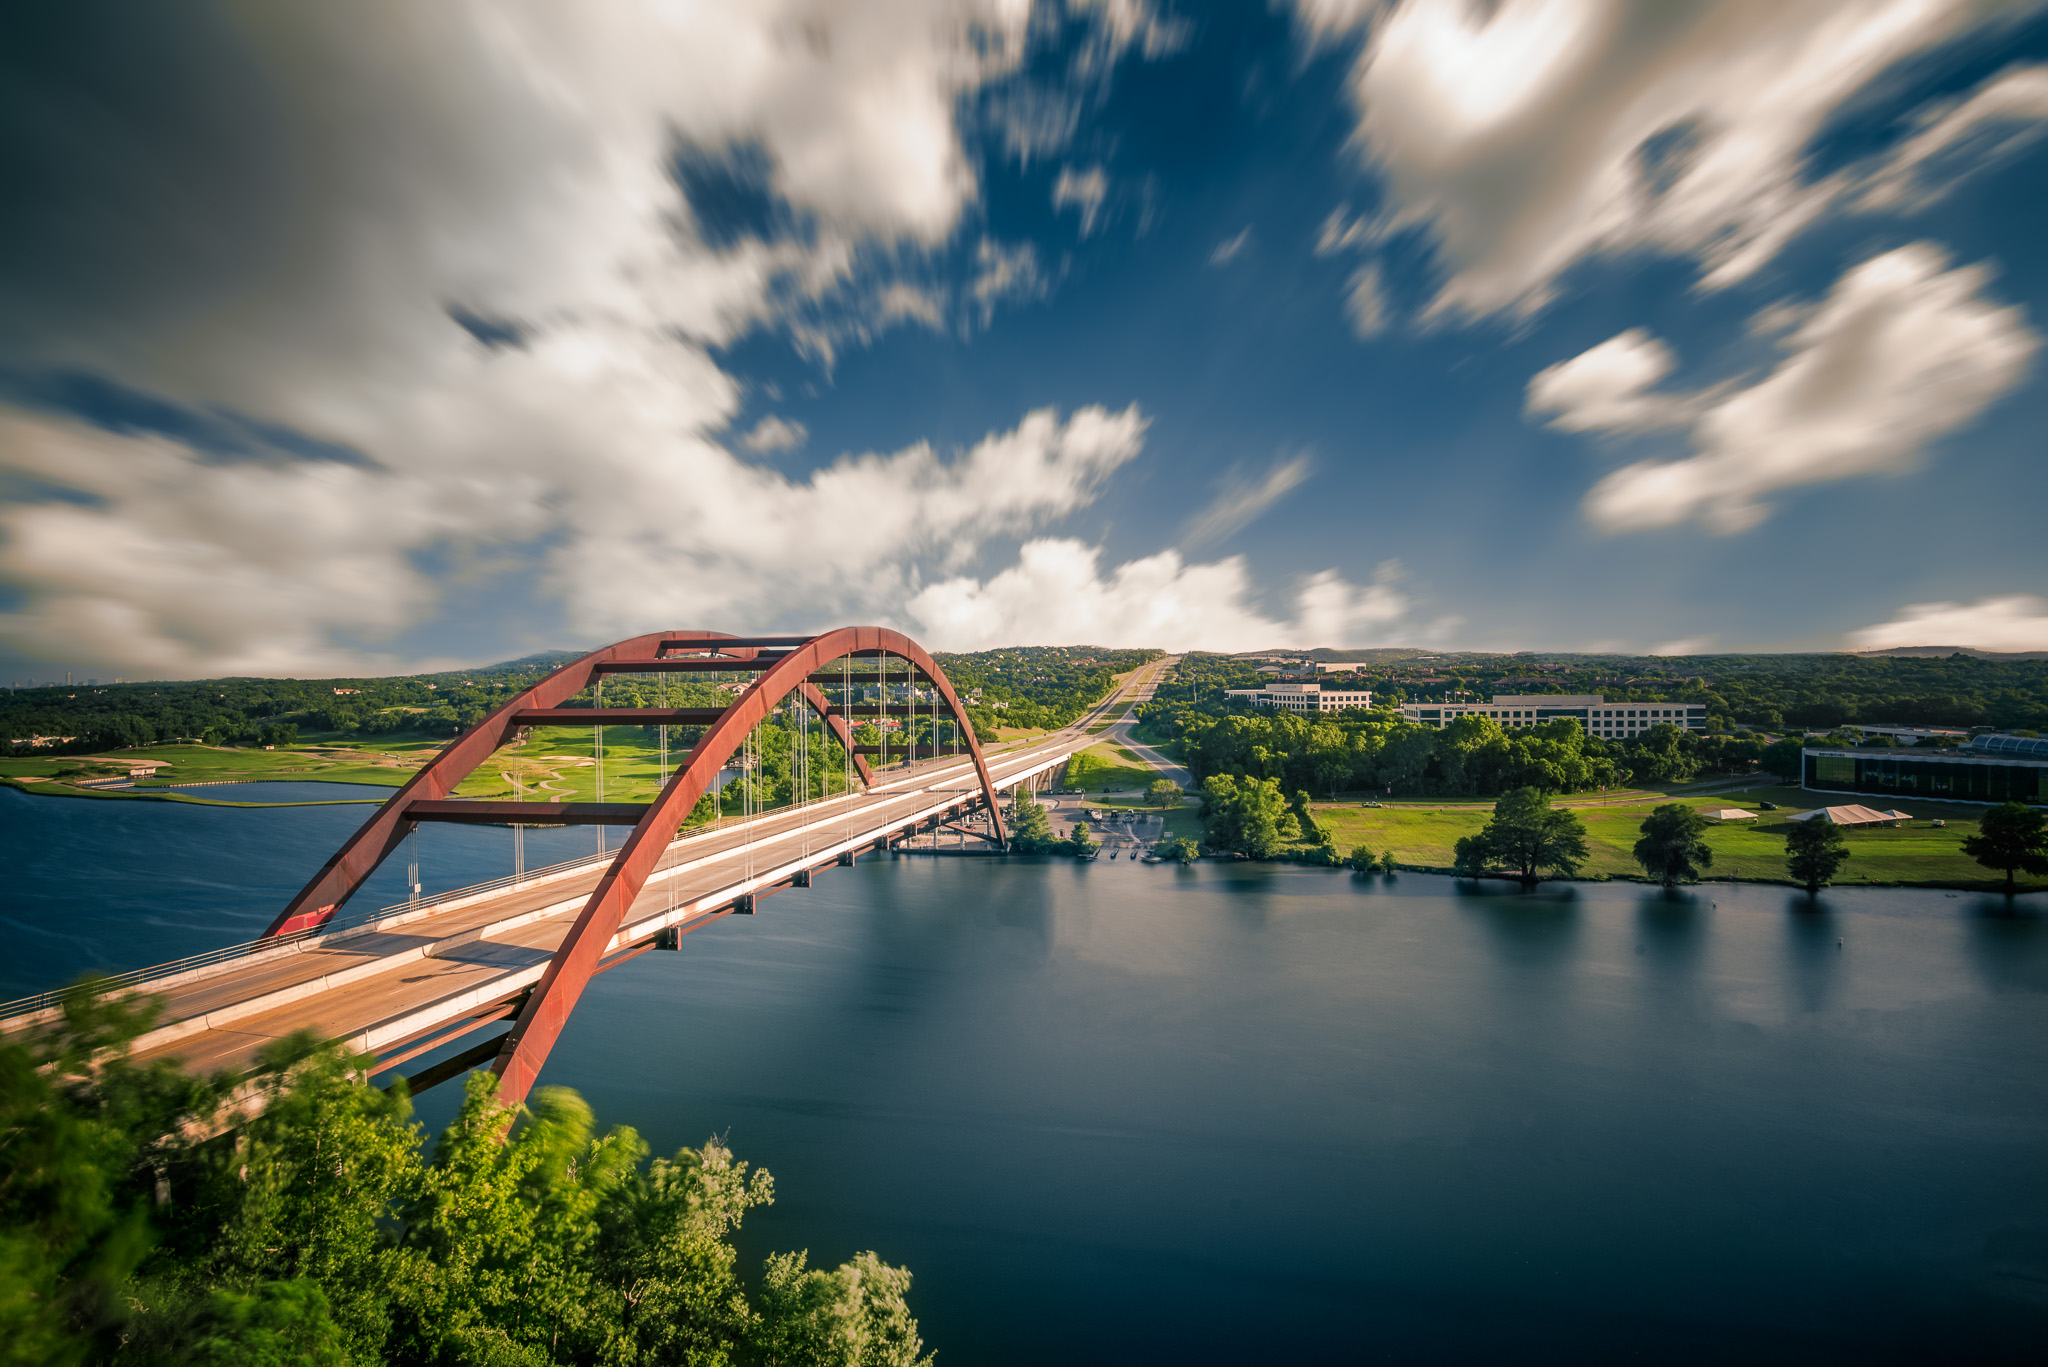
0, 991, 928, 1367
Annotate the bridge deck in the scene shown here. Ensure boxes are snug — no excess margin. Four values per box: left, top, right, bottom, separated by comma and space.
45, 657, 1171, 1087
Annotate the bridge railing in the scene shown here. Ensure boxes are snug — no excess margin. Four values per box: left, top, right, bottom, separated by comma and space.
0, 844, 626, 1026
0, 752, 1006, 1028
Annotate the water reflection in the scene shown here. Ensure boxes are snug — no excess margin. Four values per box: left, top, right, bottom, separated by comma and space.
1461, 879, 1581, 969
1634, 889, 1706, 998
1783, 900, 1841, 1014
1964, 899, 2048, 995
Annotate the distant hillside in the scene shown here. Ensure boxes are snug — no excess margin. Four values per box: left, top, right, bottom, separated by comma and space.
1852, 646, 2048, 660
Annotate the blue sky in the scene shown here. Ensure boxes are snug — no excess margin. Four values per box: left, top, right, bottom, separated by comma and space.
2, 0, 2046, 680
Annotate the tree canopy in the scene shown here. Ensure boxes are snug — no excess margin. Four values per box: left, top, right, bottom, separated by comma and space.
0, 987, 931, 1367
1454, 787, 1590, 886
1962, 802, 2048, 893
1784, 819, 1852, 894
1633, 804, 1715, 886
1197, 774, 1298, 859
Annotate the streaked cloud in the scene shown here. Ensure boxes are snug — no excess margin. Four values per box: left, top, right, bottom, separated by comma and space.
1294, 0, 2048, 320
1181, 453, 1314, 548
1555, 244, 2037, 534
907, 539, 1420, 652
1053, 164, 1109, 235
1209, 227, 1252, 264
1847, 593, 2048, 652
740, 415, 809, 453
1526, 328, 1697, 433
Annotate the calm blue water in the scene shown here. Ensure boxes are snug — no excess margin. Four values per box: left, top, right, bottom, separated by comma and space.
5, 785, 2046, 1362
1, 786, 614, 990
138, 780, 402, 802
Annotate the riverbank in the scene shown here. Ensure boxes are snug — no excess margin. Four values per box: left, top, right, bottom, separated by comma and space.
1306, 785, 2046, 894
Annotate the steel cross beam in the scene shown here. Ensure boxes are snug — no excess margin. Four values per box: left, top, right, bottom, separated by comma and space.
488, 626, 1008, 1106
262, 630, 749, 937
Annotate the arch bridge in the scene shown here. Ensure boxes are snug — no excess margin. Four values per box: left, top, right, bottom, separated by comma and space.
7, 630, 1166, 1108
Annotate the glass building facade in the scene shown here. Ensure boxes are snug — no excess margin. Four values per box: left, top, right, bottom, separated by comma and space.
1804, 749, 2048, 804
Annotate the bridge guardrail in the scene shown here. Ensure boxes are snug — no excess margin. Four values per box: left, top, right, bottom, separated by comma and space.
0, 685, 1141, 1030
0, 844, 634, 1026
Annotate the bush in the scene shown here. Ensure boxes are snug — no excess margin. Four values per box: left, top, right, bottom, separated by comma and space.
0, 985, 932, 1367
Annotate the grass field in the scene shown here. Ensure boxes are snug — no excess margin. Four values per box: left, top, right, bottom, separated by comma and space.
1060, 741, 1161, 793
1304, 786, 2046, 892
0, 726, 868, 809
0, 739, 432, 804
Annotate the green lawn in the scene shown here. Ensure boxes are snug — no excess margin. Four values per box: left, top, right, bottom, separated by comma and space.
1060, 742, 1160, 793
1, 741, 424, 799
1306, 788, 2046, 892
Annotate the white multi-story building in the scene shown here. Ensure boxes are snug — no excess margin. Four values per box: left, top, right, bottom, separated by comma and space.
1399, 694, 1705, 738
1224, 682, 1374, 714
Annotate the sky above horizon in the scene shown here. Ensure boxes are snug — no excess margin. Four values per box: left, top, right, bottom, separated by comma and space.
3, 0, 2047, 681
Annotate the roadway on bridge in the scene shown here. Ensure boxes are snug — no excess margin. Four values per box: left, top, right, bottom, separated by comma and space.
66, 657, 1177, 1087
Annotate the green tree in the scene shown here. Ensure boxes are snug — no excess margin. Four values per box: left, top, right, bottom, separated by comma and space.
1198, 774, 1298, 859
0, 985, 932, 1367
1466, 787, 1590, 886
1347, 844, 1380, 874
751, 1250, 930, 1367
1962, 802, 2048, 893
1004, 789, 1057, 853
1152, 836, 1200, 864
1145, 778, 1180, 808
1064, 821, 1099, 856
1759, 737, 1805, 783
1632, 803, 1715, 886
1784, 818, 1851, 894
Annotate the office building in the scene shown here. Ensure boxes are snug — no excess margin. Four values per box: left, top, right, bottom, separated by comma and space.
1804, 733, 2048, 804
1224, 682, 1374, 714
1400, 694, 1706, 737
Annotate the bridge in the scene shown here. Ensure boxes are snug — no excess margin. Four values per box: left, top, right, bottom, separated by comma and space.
4, 630, 1173, 1108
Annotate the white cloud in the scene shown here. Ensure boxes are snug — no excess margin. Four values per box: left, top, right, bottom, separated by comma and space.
0, 397, 1150, 677
1858, 64, 2048, 211
1314, 203, 1381, 257
1181, 453, 1314, 547
1209, 227, 1252, 264
968, 238, 1047, 323
740, 415, 809, 453
1561, 244, 2037, 533
1052, 164, 1109, 235
1295, 0, 2038, 319
1648, 637, 1714, 657
1343, 262, 1392, 338
905, 540, 1421, 652
0, 2, 1218, 675
1068, 0, 1193, 68
1526, 327, 1696, 433
1847, 594, 2048, 652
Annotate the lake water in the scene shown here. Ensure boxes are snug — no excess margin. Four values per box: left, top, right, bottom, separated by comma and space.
4, 784, 2045, 1362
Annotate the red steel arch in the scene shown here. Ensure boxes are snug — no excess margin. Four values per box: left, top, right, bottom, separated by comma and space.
262, 627, 1008, 1106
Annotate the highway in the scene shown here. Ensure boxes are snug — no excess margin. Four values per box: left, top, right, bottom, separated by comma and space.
8, 657, 1177, 1091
